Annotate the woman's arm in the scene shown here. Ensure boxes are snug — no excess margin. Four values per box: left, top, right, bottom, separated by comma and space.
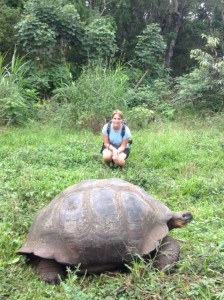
102, 134, 110, 149
117, 139, 129, 154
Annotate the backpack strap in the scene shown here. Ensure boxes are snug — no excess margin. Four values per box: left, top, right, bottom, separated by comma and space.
107, 121, 112, 137
121, 122, 126, 138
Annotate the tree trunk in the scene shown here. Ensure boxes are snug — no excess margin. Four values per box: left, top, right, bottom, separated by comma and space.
165, 0, 186, 68
220, 11, 224, 54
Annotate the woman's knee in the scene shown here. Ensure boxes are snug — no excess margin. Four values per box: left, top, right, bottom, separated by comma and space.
103, 152, 112, 162
114, 157, 125, 167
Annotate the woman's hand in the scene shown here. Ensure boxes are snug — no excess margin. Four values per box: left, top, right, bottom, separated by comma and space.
112, 149, 119, 160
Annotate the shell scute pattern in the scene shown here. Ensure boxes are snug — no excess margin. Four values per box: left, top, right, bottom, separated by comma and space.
18, 179, 172, 266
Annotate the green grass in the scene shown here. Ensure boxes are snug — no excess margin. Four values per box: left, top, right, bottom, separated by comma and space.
0, 114, 224, 299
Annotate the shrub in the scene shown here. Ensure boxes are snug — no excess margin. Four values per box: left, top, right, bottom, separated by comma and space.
24, 63, 73, 99
0, 51, 38, 125
125, 79, 174, 117
125, 106, 155, 129
53, 63, 129, 130
175, 35, 224, 111
82, 16, 118, 61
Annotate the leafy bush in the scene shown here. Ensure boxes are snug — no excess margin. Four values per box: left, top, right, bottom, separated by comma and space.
125, 79, 174, 118
133, 23, 167, 88
34, 101, 74, 127
15, 0, 81, 63
53, 63, 129, 129
0, 1, 21, 55
0, 51, 38, 125
0, 84, 33, 125
16, 16, 56, 57
24, 63, 73, 99
125, 106, 154, 129
81, 16, 118, 61
134, 23, 166, 70
175, 35, 224, 111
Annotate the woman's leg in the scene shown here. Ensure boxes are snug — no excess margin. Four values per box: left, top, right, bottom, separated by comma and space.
113, 152, 127, 167
102, 149, 113, 164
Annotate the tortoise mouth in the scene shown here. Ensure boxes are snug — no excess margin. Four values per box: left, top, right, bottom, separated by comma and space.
168, 211, 193, 229
182, 212, 193, 223
175, 219, 192, 228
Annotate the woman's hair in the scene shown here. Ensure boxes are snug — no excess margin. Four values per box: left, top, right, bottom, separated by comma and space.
111, 109, 123, 119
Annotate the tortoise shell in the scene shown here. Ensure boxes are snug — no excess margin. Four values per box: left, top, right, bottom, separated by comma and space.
18, 178, 173, 267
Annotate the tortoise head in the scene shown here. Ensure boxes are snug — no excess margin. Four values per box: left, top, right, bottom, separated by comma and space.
167, 211, 193, 230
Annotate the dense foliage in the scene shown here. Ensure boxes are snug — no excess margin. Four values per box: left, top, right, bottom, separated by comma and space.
52, 63, 128, 130
0, 0, 224, 127
176, 35, 224, 111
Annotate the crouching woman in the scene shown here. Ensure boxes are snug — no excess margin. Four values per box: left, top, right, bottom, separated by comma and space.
101, 110, 131, 167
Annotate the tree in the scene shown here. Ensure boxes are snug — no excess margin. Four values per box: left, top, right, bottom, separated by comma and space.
176, 34, 224, 111
81, 16, 117, 61
15, 0, 82, 64
164, 0, 186, 68
82, 0, 201, 73
134, 23, 167, 88
0, 0, 21, 55
83, 0, 155, 61
200, 0, 224, 54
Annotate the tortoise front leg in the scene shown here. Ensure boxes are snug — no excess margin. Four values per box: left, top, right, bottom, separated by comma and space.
153, 236, 180, 273
37, 258, 66, 284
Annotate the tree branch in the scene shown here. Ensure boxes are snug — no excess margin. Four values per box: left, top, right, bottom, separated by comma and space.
134, 68, 150, 90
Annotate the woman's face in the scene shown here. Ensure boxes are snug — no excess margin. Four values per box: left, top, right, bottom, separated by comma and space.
111, 113, 122, 129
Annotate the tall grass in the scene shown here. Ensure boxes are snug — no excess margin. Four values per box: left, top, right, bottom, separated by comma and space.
0, 114, 223, 299
0, 50, 29, 86
0, 51, 37, 125
52, 63, 129, 130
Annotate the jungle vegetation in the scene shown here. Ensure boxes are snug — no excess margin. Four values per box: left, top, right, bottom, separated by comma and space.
0, 0, 224, 126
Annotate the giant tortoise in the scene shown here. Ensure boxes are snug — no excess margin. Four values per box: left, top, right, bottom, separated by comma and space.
18, 178, 193, 283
